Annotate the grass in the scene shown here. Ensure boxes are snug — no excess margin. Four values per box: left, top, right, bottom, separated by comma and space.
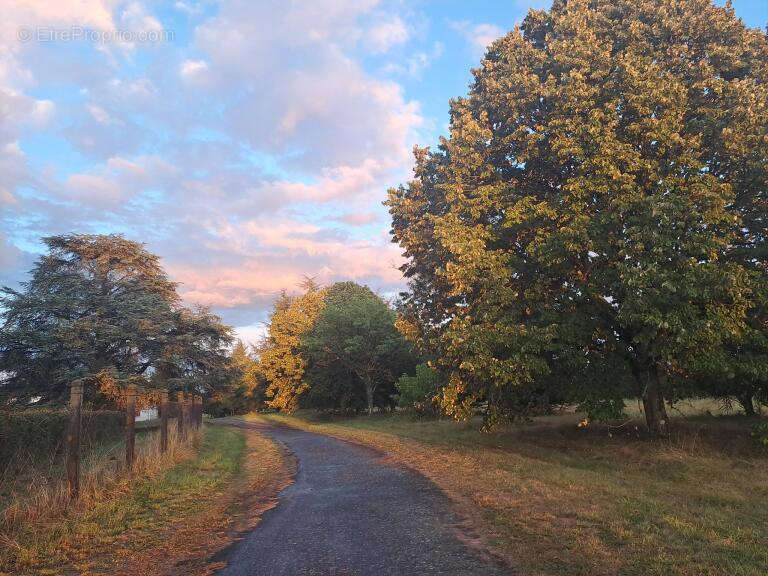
245, 409, 768, 576
1, 424, 291, 576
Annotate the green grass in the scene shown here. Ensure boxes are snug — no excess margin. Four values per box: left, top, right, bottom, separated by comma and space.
82, 426, 246, 538
248, 410, 768, 576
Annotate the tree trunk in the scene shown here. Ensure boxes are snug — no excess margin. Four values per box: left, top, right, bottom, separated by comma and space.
641, 370, 669, 438
739, 393, 756, 417
365, 380, 374, 416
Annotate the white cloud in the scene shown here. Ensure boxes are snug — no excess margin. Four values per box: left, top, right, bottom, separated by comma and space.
88, 104, 112, 124
367, 15, 409, 53
451, 21, 505, 56
384, 41, 444, 78
180, 59, 208, 78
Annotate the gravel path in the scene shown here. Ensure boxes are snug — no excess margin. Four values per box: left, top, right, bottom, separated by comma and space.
215, 420, 509, 576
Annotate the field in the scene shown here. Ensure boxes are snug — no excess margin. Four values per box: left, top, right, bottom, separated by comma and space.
246, 406, 768, 576
0, 425, 291, 576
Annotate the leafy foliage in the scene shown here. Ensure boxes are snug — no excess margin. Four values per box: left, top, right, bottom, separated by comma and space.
0, 235, 232, 406
260, 279, 327, 412
0, 409, 124, 469
752, 421, 768, 448
206, 340, 266, 416
394, 363, 440, 415
302, 282, 417, 414
387, 0, 768, 433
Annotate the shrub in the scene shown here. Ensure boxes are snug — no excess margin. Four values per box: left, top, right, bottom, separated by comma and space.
0, 409, 124, 470
395, 364, 440, 416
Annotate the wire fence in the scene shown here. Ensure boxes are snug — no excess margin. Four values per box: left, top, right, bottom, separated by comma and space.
0, 384, 204, 510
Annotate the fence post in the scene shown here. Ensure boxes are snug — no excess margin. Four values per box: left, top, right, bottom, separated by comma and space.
177, 391, 186, 441
66, 379, 84, 500
160, 389, 169, 452
125, 384, 137, 470
186, 394, 194, 431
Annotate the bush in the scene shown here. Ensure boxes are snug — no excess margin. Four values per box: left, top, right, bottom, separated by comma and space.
395, 364, 440, 416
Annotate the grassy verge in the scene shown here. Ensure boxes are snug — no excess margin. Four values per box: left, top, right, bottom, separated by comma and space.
246, 411, 768, 576
1, 425, 291, 576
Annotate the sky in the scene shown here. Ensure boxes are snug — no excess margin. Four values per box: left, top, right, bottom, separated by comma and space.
1, 0, 766, 344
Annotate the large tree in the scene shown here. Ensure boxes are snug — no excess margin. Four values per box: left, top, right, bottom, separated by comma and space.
302, 282, 415, 415
0, 234, 232, 405
260, 279, 327, 412
388, 0, 767, 434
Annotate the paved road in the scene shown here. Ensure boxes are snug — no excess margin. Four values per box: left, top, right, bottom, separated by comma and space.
216, 421, 509, 576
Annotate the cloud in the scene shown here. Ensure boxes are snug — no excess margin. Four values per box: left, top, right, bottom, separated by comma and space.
367, 15, 409, 53
193, 0, 423, 172
338, 211, 380, 226
451, 21, 504, 56
180, 59, 208, 78
167, 219, 404, 309
87, 104, 114, 124
1, 0, 421, 329
384, 41, 444, 78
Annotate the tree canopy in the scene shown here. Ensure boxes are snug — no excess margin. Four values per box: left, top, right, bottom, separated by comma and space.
206, 340, 266, 416
387, 0, 768, 434
258, 280, 416, 414
260, 279, 327, 412
0, 234, 232, 406
302, 282, 416, 414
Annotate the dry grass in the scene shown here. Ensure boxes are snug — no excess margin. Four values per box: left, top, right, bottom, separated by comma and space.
246, 410, 768, 576
1, 424, 201, 573
0, 423, 291, 576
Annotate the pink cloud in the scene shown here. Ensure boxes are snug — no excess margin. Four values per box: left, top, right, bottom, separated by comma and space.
167, 217, 405, 309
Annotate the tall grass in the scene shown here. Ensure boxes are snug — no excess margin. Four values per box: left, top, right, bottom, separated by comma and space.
0, 420, 201, 569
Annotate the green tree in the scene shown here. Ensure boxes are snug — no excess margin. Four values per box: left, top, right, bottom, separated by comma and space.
206, 340, 265, 416
302, 282, 416, 415
260, 279, 327, 412
395, 363, 441, 415
0, 234, 233, 405
387, 0, 767, 434
163, 306, 234, 396
0, 235, 177, 404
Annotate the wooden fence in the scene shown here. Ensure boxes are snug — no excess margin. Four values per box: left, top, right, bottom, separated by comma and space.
65, 380, 204, 499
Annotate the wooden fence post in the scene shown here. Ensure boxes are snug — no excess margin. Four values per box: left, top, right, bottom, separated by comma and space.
125, 384, 137, 470
160, 389, 169, 452
187, 394, 194, 431
66, 379, 84, 500
177, 392, 186, 440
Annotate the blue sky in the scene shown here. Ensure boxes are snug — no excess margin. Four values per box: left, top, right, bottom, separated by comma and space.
1, 0, 766, 343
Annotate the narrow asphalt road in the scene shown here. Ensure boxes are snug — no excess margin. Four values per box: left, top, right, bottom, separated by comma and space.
215, 420, 509, 576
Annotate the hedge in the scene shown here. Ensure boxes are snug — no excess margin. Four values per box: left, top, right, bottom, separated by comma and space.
0, 409, 125, 469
